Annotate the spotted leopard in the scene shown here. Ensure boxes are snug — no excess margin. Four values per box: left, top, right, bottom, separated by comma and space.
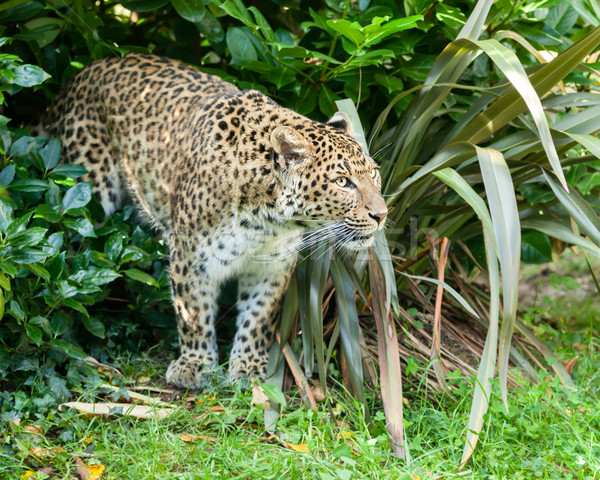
39, 53, 387, 389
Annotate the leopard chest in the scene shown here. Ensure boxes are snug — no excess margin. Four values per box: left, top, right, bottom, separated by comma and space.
196, 212, 303, 282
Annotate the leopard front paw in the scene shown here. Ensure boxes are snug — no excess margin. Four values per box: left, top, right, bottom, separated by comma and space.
165, 356, 218, 390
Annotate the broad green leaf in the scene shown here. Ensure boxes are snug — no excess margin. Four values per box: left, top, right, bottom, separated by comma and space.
123, 268, 159, 287
0, 165, 15, 187
9, 64, 50, 86
9, 179, 49, 192
6, 226, 47, 248
82, 316, 105, 338
40, 138, 61, 170
50, 338, 88, 360
62, 182, 92, 211
26, 323, 42, 346
226, 27, 259, 65
326, 19, 364, 45
258, 382, 286, 407
63, 218, 96, 238
120, 0, 169, 12
521, 232, 553, 264
171, 0, 206, 23
50, 164, 88, 179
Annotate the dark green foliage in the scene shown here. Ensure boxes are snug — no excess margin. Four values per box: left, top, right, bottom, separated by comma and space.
0, 111, 173, 416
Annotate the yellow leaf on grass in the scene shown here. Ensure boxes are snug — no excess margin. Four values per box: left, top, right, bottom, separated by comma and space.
179, 433, 216, 444
20, 471, 35, 479
86, 464, 105, 480
29, 446, 62, 459
288, 443, 308, 453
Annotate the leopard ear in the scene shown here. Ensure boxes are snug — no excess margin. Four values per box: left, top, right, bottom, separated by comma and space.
270, 126, 310, 170
327, 111, 352, 135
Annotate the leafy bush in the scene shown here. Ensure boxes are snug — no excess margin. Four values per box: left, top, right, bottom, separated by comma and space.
0, 48, 173, 414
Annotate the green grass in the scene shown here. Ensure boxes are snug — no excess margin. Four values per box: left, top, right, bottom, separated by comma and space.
3, 267, 599, 480
3, 335, 599, 480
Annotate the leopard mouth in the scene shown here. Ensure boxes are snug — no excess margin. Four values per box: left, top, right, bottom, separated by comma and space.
343, 231, 375, 250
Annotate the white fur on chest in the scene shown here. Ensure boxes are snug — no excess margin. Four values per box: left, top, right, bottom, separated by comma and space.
200, 212, 303, 282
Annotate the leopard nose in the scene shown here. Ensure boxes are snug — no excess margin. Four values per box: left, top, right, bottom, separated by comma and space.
369, 211, 388, 225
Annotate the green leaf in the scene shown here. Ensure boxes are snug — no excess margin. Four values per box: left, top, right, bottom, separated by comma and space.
248, 6, 276, 43
0, 164, 16, 187
6, 226, 47, 248
62, 182, 92, 211
4, 247, 51, 264
70, 268, 121, 287
123, 268, 159, 287
26, 323, 42, 346
258, 382, 286, 407
34, 204, 62, 223
521, 232, 553, 264
121, 0, 169, 12
171, 0, 206, 23
63, 297, 89, 318
82, 316, 105, 338
50, 338, 88, 360
50, 164, 88, 179
40, 138, 61, 170
226, 27, 259, 65
9, 179, 49, 192
63, 217, 97, 238
0, 1, 43, 22
9, 64, 51, 87
326, 19, 364, 46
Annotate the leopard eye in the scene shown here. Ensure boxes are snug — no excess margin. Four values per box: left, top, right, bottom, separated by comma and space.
370, 168, 378, 179
335, 177, 353, 188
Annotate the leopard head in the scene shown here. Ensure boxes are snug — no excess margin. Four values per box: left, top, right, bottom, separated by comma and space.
271, 112, 387, 250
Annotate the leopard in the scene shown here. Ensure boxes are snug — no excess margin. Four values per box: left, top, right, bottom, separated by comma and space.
38, 53, 388, 389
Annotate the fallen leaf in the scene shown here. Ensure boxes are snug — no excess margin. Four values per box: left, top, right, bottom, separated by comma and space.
11, 417, 21, 427
29, 446, 62, 459
288, 443, 308, 453
564, 356, 579, 375
207, 405, 224, 412
251, 384, 270, 409
23, 425, 44, 435
179, 433, 217, 444
59, 402, 175, 420
86, 464, 105, 480
75, 457, 105, 480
